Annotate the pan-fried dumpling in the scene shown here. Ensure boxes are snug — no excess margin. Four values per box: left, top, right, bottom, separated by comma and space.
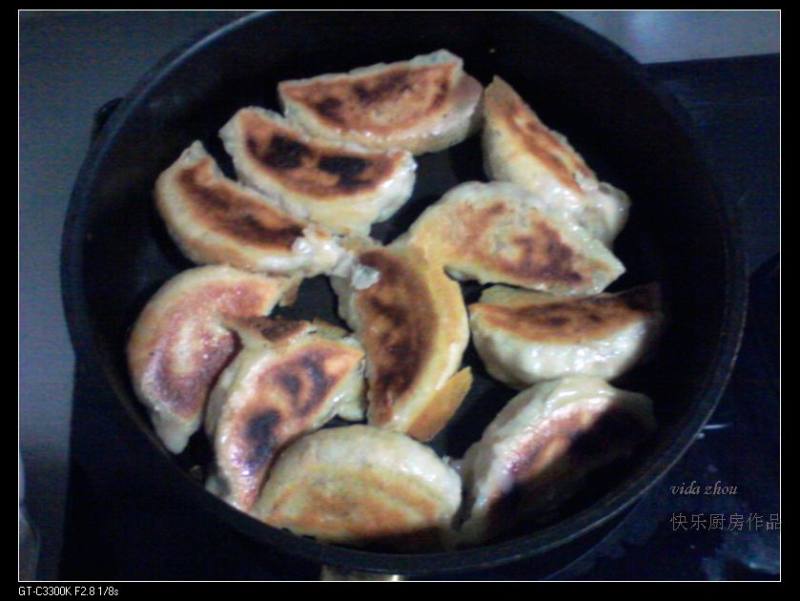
331, 242, 472, 441
458, 376, 656, 544
403, 181, 625, 296
126, 266, 295, 454
278, 50, 483, 155
483, 77, 630, 246
469, 284, 663, 387
253, 425, 462, 548
219, 107, 416, 236
155, 141, 347, 276
204, 317, 365, 511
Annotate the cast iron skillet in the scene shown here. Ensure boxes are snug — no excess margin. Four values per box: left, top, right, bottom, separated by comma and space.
61, 11, 747, 577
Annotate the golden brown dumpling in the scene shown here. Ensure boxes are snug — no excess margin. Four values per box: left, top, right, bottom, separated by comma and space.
458, 376, 656, 544
204, 318, 365, 511
253, 425, 462, 548
279, 50, 483, 155
403, 181, 625, 296
126, 266, 295, 453
483, 77, 630, 245
219, 107, 416, 236
469, 284, 663, 387
155, 142, 346, 276
331, 241, 472, 441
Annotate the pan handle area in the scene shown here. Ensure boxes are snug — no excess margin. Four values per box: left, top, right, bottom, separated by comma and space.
90, 97, 123, 143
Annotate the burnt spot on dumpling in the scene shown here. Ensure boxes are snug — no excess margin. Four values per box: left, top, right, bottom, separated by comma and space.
367, 296, 408, 330
175, 159, 305, 249
313, 97, 345, 124
244, 409, 281, 471
298, 354, 337, 416
352, 71, 413, 105
249, 134, 313, 170
230, 316, 312, 346
255, 345, 361, 421
256, 319, 308, 343
277, 371, 302, 398
545, 316, 570, 328
317, 155, 370, 190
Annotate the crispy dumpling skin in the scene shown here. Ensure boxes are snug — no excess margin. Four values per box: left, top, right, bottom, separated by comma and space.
403, 181, 625, 296
469, 284, 663, 387
253, 425, 462, 548
155, 141, 347, 276
483, 77, 630, 245
278, 50, 483, 155
331, 241, 472, 441
126, 266, 295, 454
204, 317, 366, 511
458, 376, 656, 545
219, 107, 416, 236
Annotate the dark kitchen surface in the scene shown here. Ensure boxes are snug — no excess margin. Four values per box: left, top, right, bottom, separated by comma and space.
57, 54, 779, 581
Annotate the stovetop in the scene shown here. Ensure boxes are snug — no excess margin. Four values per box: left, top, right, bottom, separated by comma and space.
59, 54, 779, 581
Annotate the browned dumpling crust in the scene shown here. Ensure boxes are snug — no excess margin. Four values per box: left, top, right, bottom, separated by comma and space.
279, 50, 483, 155
220, 108, 416, 235
483, 77, 630, 245
472, 285, 658, 342
155, 142, 346, 276
331, 242, 472, 441
469, 284, 663, 387
403, 181, 625, 296
204, 318, 365, 511
253, 425, 462, 548
458, 376, 656, 544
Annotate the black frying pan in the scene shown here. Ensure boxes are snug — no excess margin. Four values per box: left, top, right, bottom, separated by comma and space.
61, 11, 747, 577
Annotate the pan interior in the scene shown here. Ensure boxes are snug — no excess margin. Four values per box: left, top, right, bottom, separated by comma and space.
68, 12, 741, 571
